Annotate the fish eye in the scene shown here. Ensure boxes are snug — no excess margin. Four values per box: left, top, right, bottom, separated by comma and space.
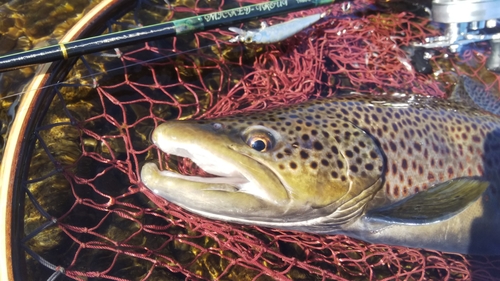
245, 36, 253, 43
241, 126, 279, 152
248, 137, 269, 152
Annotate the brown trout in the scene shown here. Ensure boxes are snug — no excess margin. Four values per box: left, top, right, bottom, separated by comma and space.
141, 77, 500, 255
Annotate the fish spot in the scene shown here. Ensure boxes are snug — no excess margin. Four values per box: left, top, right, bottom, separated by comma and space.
353, 146, 360, 154
393, 185, 399, 197
311, 130, 318, 136
345, 150, 354, 158
428, 172, 435, 181
402, 159, 408, 170
369, 150, 378, 159
300, 150, 309, 159
310, 161, 318, 169
402, 186, 408, 196
349, 165, 359, 173
365, 163, 374, 171
296, 126, 302, 131
290, 162, 298, 169
302, 134, 310, 141
392, 123, 399, 132
326, 152, 333, 159
341, 175, 347, 181
337, 160, 344, 169
413, 142, 422, 152
313, 141, 324, 150
331, 146, 339, 154
276, 153, 284, 159
331, 171, 339, 178
279, 164, 284, 170
448, 166, 454, 176
321, 159, 329, 166
322, 131, 330, 138
389, 141, 397, 152
392, 163, 398, 175
284, 148, 292, 155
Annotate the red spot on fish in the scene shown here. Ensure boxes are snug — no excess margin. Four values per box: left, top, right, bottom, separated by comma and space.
393, 185, 400, 197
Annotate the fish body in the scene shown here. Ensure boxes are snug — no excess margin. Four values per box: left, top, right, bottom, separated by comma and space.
142, 83, 500, 255
228, 13, 325, 44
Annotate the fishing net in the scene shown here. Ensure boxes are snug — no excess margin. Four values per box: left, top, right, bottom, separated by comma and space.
8, 0, 500, 280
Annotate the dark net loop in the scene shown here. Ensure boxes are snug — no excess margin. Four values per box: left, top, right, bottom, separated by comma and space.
20, 0, 500, 280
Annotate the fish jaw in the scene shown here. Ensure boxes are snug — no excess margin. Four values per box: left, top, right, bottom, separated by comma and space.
142, 122, 300, 223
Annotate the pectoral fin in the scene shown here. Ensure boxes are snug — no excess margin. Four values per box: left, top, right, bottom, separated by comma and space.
366, 177, 489, 224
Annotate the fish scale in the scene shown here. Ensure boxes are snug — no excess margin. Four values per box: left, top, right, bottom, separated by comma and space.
142, 87, 500, 254
321, 95, 498, 201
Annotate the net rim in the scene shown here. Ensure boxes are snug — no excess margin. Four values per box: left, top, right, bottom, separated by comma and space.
0, 0, 133, 279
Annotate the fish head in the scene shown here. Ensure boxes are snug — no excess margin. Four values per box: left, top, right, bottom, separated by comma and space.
228, 27, 258, 43
142, 104, 385, 230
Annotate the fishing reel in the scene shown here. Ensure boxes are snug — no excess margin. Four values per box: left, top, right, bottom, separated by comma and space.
383, 0, 500, 73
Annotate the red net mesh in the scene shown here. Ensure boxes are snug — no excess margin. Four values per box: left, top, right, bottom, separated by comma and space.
21, 0, 500, 280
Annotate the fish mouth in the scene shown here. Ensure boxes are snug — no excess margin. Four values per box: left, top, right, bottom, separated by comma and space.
159, 148, 251, 191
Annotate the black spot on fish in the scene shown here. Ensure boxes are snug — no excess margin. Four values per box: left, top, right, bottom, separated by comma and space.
389, 141, 397, 152
300, 150, 309, 159
350, 165, 359, 173
313, 141, 324, 150
331, 146, 339, 154
345, 150, 353, 158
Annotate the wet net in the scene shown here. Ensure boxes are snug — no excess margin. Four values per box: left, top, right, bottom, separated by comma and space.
14, 0, 500, 280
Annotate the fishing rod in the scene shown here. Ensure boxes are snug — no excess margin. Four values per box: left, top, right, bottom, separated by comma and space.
0, 0, 335, 73
0, 43, 218, 101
